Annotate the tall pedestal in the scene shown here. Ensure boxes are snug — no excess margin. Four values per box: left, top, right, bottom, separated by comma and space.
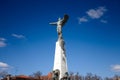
53, 40, 68, 80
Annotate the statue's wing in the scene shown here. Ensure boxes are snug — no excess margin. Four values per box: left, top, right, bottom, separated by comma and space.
61, 14, 69, 26
49, 22, 57, 26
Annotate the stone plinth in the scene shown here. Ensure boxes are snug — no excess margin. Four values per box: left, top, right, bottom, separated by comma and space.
53, 40, 68, 80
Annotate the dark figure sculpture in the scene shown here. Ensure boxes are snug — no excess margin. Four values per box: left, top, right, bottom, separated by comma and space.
61, 72, 70, 80
52, 70, 60, 80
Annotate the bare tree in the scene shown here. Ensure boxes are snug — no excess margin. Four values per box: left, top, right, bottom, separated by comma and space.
31, 71, 42, 80
104, 77, 113, 80
69, 72, 74, 80
85, 73, 92, 80
75, 72, 79, 80
113, 75, 120, 80
91, 75, 101, 80
84, 73, 102, 80
0, 71, 8, 79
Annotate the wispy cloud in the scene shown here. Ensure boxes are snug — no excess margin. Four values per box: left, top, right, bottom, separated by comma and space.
78, 17, 88, 24
86, 7, 107, 19
100, 19, 107, 23
0, 38, 7, 47
0, 38, 6, 41
0, 62, 9, 68
111, 64, 120, 72
0, 62, 10, 71
0, 42, 6, 47
78, 6, 107, 24
12, 34, 25, 39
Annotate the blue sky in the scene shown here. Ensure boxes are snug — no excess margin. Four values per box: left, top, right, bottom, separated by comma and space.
0, 0, 120, 78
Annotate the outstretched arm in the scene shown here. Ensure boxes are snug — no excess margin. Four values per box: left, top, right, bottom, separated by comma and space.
49, 22, 57, 26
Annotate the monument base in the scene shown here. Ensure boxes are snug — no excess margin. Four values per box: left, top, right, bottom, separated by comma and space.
53, 40, 68, 80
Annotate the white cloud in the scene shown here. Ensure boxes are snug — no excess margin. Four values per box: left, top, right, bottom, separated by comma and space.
100, 19, 107, 23
12, 34, 25, 39
0, 38, 7, 47
78, 17, 88, 24
86, 7, 107, 19
0, 62, 9, 68
78, 6, 107, 24
0, 41, 7, 47
0, 38, 6, 41
111, 64, 120, 72
0, 62, 9, 71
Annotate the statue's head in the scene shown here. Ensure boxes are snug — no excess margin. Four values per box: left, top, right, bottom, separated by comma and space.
58, 18, 61, 21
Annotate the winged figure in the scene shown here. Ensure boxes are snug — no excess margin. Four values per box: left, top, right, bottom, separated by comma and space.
50, 14, 69, 35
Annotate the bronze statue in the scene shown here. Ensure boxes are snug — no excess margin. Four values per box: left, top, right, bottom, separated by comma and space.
49, 14, 69, 37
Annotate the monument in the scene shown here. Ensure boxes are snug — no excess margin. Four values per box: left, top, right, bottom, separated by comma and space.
50, 14, 69, 80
